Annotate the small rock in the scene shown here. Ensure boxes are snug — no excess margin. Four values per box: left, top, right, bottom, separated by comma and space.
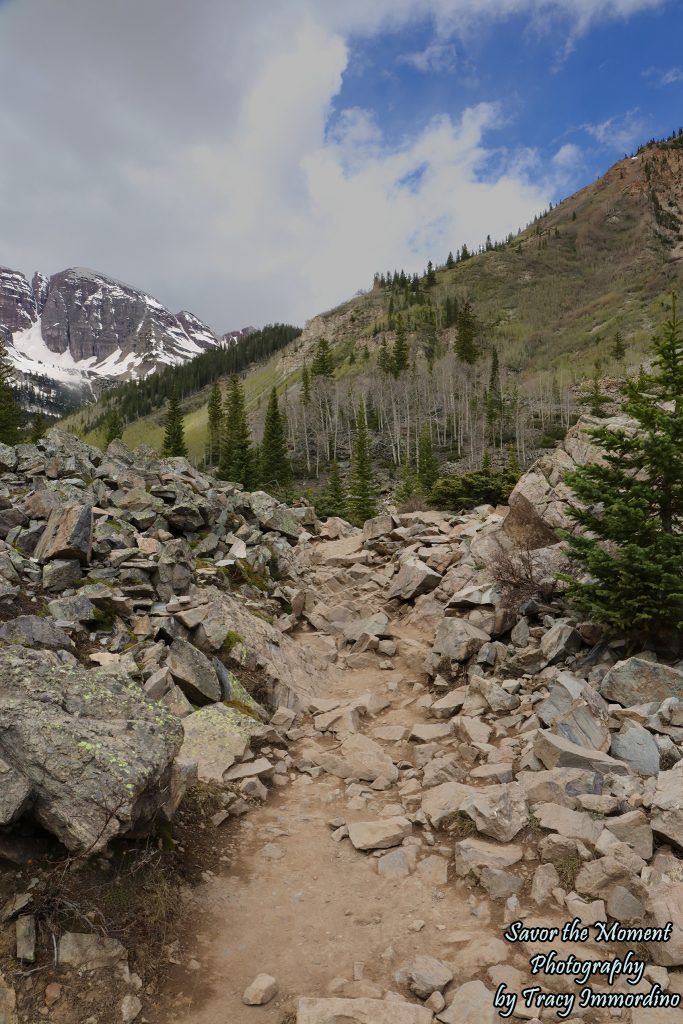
243, 973, 278, 1006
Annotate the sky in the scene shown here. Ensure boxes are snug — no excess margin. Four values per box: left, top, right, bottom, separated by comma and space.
0, 0, 681, 332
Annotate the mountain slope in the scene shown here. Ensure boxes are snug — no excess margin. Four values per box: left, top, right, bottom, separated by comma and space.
63, 135, 683, 462
1, 266, 241, 415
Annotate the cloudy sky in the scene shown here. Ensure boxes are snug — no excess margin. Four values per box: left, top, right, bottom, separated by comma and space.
0, 0, 681, 332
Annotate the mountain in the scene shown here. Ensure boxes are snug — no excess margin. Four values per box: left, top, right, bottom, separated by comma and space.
63, 134, 683, 464
0, 265, 249, 416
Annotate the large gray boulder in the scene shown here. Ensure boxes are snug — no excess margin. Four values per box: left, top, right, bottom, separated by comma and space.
386, 557, 441, 601
600, 657, 683, 706
33, 503, 93, 564
0, 645, 183, 853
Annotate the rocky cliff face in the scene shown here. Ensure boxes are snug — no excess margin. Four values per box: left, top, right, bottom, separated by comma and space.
0, 265, 247, 408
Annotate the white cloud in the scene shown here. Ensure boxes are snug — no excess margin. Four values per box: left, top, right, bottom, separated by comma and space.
661, 67, 683, 85
400, 41, 458, 73
0, 0, 668, 329
582, 109, 648, 152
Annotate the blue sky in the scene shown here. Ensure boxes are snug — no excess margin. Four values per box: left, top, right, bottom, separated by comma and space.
0, 0, 681, 328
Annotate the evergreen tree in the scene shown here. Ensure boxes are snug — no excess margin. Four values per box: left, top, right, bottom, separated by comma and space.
446, 251, 455, 270
612, 330, 626, 361
311, 338, 334, 378
206, 381, 223, 465
0, 334, 21, 445
455, 301, 478, 363
378, 337, 392, 374
260, 387, 291, 489
346, 413, 377, 526
417, 426, 439, 493
563, 296, 683, 646
391, 314, 409, 377
219, 375, 254, 487
588, 362, 608, 416
161, 387, 188, 458
394, 460, 422, 505
30, 412, 48, 444
105, 406, 124, 445
317, 461, 346, 518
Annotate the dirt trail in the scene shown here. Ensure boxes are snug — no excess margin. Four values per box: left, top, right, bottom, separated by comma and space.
150, 541, 504, 1024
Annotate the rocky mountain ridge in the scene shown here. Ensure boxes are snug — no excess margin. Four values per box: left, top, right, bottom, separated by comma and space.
0, 266, 250, 413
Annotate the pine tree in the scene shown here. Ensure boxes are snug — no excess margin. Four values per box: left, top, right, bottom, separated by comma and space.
455, 301, 478, 363
0, 334, 21, 445
391, 314, 409, 377
563, 296, 683, 646
346, 413, 377, 526
260, 387, 291, 490
317, 461, 346, 518
30, 412, 48, 443
588, 362, 607, 416
105, 406, 124, 444
446, 251, 455, 270
161, 387, 188, 458
612, 330, 626, 361
394, 460, 422, 505
206, 381, 223, 465
378, 337, 392, 374
219, 375, 254, 486
311, 338, 334, 379
417, 425, 439, 493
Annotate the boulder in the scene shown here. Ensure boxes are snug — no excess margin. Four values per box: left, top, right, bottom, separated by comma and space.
534, 730, 630, 775
57, 932, 126, 970
347, 817, 412, 850
460, 783, 528, 842
540, 621, 582, 664
33, 503, 92, 564
0, 758, 32, 826
362, 515, 395, 541
0, 615, 74, 651
647, 883, 683, 966
0, 645, 183, 853
312, 734, 399, 784
421, 781, 476, 828
455, 838, 523, 877
429, 618, 490, 668
398, 955, 453, 998
610, 723, 660, 777
386, 557, 442, 601
437, 980, 496, 1024
600, 657, 683, 706
243, 974, 279, 1006
537, 673, 610, 751
296, 998, 433, 1024
166, 638, 221, 704
177, 705, 257, 783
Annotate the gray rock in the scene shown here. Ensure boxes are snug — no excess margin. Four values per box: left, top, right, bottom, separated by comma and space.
166, 638, 221, 704
540, 621, 582, 664
0, 615, 74, 651
177, 705, 257, 783
429, 618, 490, 667
57, 932, 126, 970
455, 837, 523, 877
437, 980, 496, 1023
386, 557, 442, 601
15, 915, 36, 962
601, 657, 683, 706
460, 783, 528, 842
534, 730, 630, 775
296, 998, 433, 1024
312, 734, 399, 784
398, 954, 453, 998
33, 503, 92, 564
47, 594, 98, 623
604, 810, 653, 860
42, 559, 82, 592
421, 781, 476, 828
610, 724, 660, 777
0, 645, 183, 853
0, 758, 32, 826
347, 817, 412, 850
243, 974, 278, 1006
537, 672, 610, 750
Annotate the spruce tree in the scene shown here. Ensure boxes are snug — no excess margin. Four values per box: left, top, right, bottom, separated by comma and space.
455, 302, 478, 363
0, 334, 21, 445
446, 251, 455, 270
260, 387, 291, 490
30, 412, 48, 444
346, 413, 377, 526
378, 337, 392, 374
105, 407, 124, 444
394, 460, 422, 505
206, 381, 223, 465
317, 461, 346, 518
219, 375, 254, 486
391, 314, 409, 377
301, 361, 311, 404
311, 338, 334, 379
417, 426, 439, 493
588, 362, 608, 416
563, 296, 683, 646
612, 330, 626, 361
161, 387, 188, 458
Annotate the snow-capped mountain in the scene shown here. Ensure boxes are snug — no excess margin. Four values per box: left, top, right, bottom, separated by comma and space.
0, 265, 234, 410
